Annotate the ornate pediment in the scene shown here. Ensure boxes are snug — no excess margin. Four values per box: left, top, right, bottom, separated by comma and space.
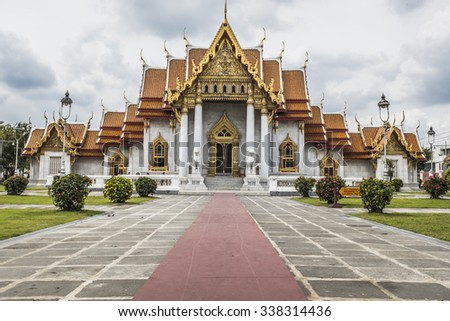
42, 130, 63, 149
202, 41, 250, 78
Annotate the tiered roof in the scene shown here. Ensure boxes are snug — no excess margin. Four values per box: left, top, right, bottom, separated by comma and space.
22, 118, 102, 158
97, 111, 125, 145
122, 104, 144, 142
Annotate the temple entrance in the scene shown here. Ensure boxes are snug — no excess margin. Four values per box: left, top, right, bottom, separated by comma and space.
208, 112, 240, 177
216, 142, 233, 174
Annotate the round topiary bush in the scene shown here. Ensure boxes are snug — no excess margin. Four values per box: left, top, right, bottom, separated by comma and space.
391, 178, 404, 192
315, 176, 346, 204
423, 176, 449, 199
3, 175, 29, 195
134, 177, 157, 197
294, 176, 316, 197
50, 174, 92, 211
360, 177, 394, 213
103, 176, 133, 203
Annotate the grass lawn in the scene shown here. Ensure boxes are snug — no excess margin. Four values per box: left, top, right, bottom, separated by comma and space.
0, 194, 155, 206
352, 212, 450, 242
293, 197, 450, 209
0, 208, 103, 240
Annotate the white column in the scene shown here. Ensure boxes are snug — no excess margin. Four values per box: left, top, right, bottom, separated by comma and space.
298, 121, 305, 175
179, 103, 189, 179
143, 119, 150, 172
169, 118, 176, 172
193, 87, 203, 173
260, 100, 269, 178
246, 86, 255, 175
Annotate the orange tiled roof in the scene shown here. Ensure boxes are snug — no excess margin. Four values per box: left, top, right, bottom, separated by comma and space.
188, 48, 207, 78
344, 133, 372, 159
243, 49, 260, 68
362, 127, 383, 147
78, 130, 103, 157
323, 114, 350, 147
282, 70, 307, 101
305, 106, 326, 143
101, 112, 125, 128
263, 60, 280, 92
122, 104, 144, 141
404, 133, 426, 160
168, 59, 187, 90
22, 128, 45, 156
66, 123, 86, 145
142, 68, 166, 98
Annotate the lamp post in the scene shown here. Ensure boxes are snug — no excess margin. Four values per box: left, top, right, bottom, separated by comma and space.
427, 126, 436, 174
59, 91, 72, 175
14, 124, 23, 175
378, 94, 390, 180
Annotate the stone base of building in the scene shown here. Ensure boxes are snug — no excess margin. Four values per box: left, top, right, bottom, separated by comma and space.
241, 175, 264, 191
400, 182, 421, 192
180, 173, 208, 191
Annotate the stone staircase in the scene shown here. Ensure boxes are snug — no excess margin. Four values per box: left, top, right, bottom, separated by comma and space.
204, 176, 244, 191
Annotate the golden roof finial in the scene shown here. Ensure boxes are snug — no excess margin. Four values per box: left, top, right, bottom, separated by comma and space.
44, 110, 48, 128
183, 28, 191, 47
355, 113, 361, 132
224, 0, 228, 22
123, 91, 131, 107
140, 49, 148, 67
259, 28, 266, 47
401, 110, 406, 132
320, 92, 325, 111
279, 41, 285, 60
303, 51, 309, 69
392, 113, 397, 128
343, 101, 348, 128
415, 120, 421, 138
164, 40, 171, 59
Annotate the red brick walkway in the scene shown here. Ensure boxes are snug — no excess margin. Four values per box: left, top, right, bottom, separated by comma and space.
133, 193, 307, 300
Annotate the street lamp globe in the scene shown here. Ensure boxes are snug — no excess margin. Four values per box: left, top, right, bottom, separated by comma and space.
377, 93, 390, 123
427, 126, 435, 145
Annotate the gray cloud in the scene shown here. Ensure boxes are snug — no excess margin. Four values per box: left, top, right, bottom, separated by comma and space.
386, 0, 425, 14
0, 31, 56, 90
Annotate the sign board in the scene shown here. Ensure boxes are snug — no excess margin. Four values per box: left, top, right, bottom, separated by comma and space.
339, 187, 360, 197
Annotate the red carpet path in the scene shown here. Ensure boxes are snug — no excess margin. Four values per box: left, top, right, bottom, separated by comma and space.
133, 193, 307, 300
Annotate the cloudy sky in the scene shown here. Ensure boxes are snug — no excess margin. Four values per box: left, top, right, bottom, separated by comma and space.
1, 0, 450, 146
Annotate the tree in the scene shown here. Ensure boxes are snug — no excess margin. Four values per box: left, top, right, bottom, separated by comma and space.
0, 121, 31, 178
417, 147, 432, 172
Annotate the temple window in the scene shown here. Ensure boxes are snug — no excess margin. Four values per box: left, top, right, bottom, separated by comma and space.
241, 85, 245, 93
223, 85, 227, 93
205, 85, 209, 93
150, 134, 168, 171
49, 156, 61, 175
279, 135, 298, 172
232, 85, 236, 93
214, 85, 218, 93
320, 153, 339, 177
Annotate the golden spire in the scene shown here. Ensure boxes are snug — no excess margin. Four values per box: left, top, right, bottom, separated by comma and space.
224, 0, 228, 22
355, 113, 361, 132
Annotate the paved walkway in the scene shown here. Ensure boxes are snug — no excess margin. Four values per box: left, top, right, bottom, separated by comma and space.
0, 195, 450, 300
133, 194, 306, 300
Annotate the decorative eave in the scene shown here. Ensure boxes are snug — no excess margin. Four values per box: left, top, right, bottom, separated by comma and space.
29, 122, 79, 157
371, 126, 418, 159
167, 20, 282, 107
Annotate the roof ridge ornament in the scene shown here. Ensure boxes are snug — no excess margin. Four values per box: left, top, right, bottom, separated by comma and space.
320, 92, 325, 111
224, 0, 228, 23
355, 113, 361, 132
401, 110, 406, 132
303, 51, 309, 69
164, 41, 172, 59
343, 101, 348, 128
279, 41, 285, 60
123, 91, 131, 107
140, 49, 148, 67
259, 27, 266, 48
183, 28, 191, 47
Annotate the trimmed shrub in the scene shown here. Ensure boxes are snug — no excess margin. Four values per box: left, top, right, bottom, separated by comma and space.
391, 178, 404, 192
360, 177, 394, 213
135, 177, 157, 197
423, 176, 449, 199
294, 176, 316, 197
315, 176, 346, 204
50, 174, 92, 211
3, 175, 29, 195
103, 176, 133, 203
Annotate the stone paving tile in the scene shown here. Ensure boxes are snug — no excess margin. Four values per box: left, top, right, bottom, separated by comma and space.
240, 196, 450, 301
0, 195, 210, 301
378, 282, 450, 300
308, 280, 390, 299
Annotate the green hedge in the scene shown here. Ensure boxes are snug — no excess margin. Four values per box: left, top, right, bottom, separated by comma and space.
103, 176, 133, 203
135, 177, 157, 197
50, 174, 92, 211
3, 175, 29, 195
360, 177, 394, 213
294, 176, 316, 197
